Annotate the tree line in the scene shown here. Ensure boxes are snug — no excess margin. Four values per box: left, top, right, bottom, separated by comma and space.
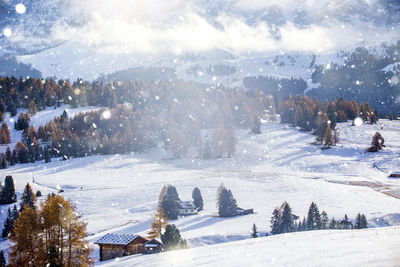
251, 201, 368, 238
308, 42, 400, 117
279, 96, 378, 147
0, 77, 279, 167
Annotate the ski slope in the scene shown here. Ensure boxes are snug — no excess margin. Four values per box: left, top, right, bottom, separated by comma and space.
98, 226, 400, 267
0, 107, 400, 264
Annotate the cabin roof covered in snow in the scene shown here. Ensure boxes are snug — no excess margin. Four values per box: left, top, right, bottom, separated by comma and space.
144, 239, 162, 247
94, 233, 140, 245
178, 201, 196, 209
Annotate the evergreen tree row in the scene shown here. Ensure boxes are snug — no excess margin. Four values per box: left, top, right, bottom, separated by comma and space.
269, 201, 368, 235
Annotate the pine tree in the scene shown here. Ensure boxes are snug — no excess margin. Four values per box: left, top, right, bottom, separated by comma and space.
226, 126, 237, 158
6, 147, 12, 163
2, 208, 14, 238
147, 206, 168, 239
270, 208, 281, 235
0, 123, 11, 144
201, 135, 212, 159
355, 213, 362, 229
20, 183, 37, 211
300, 217, 307, 231
329, 217, 337, 229
15, 142, 29, 163
0, 250, 5, 267
44, 146, 51, 163
28, 100, 38, 115
1, 175, 16, 204
217, 185, 237, 217
0, 157, 7, 169
280, 202, 294, 233
161, 185, 180, 220
192, 187, 203, 211
368, 132, 384, 152
340, 214, 352, 229
251, 223, 258, 238
321, 211, 329, 230
360, 214, 368, 229
161, 224, 187, 250
323, 124, 333, 148
315, 112, 328, 144
251, 117, 261, 134
355, 213, 368, 229
212, 124, 226, 158
307, 202, 321, 230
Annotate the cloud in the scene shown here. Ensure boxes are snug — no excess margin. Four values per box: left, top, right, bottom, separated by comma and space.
6, 0, 400, 79
2, 0, 398, 57
47, 0, 394, 55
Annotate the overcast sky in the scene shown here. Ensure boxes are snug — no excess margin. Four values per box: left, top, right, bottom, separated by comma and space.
1, 0, 398, 78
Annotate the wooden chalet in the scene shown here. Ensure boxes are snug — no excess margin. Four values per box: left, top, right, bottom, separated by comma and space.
95, 233, 148, 261
236, 207, 254, 216
143, 239, 164, 254
178, 201, 198, 216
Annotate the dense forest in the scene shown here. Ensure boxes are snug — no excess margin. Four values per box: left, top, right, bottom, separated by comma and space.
0, 57, 42, 78
243, 42, 400, 117
308, 42, 400, 116
0, 78, 276, 166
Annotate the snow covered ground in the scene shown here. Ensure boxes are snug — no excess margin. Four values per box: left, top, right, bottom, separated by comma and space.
1, 107, 400, 265
98, 226, 400, 267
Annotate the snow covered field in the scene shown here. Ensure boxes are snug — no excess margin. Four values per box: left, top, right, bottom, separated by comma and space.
99, 226, 400, 267
1, 107, 400, 265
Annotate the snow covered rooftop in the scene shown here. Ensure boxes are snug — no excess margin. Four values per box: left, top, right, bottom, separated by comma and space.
144, 243, 159, 248
178, 201, 196, 209
95, 233, 139, 245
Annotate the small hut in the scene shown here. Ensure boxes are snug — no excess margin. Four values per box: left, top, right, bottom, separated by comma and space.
178, 201, 198, 215
143, 239, 164, 254
95, 233, 148, 261
236, 207, 254, 216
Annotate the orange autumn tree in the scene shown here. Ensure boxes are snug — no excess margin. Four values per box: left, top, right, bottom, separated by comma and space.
8, 206, 44, 266
9, 195, 93, 267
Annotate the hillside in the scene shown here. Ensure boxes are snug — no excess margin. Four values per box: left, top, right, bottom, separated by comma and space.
1, 106, 400, 264
98, 226, 400, 267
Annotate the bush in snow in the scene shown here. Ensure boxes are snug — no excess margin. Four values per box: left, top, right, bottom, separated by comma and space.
367, 132, 384, 152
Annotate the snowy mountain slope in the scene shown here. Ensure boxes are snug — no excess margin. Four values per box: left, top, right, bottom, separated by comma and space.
97, 226, 400, 267
1, 107, 400, 263
168, 53, 343, 88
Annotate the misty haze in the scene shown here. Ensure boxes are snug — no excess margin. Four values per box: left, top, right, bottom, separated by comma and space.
0, 0, 399, 266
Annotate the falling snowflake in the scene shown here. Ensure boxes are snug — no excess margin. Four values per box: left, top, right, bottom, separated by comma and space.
15, 3, 26, 14
3, 28, 12, 37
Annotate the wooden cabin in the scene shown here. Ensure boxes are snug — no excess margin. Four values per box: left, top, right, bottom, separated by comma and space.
143, 239, 164, 254
236, 207, 254, 216
95, 233, 148, 261
178, 201, 198, 216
